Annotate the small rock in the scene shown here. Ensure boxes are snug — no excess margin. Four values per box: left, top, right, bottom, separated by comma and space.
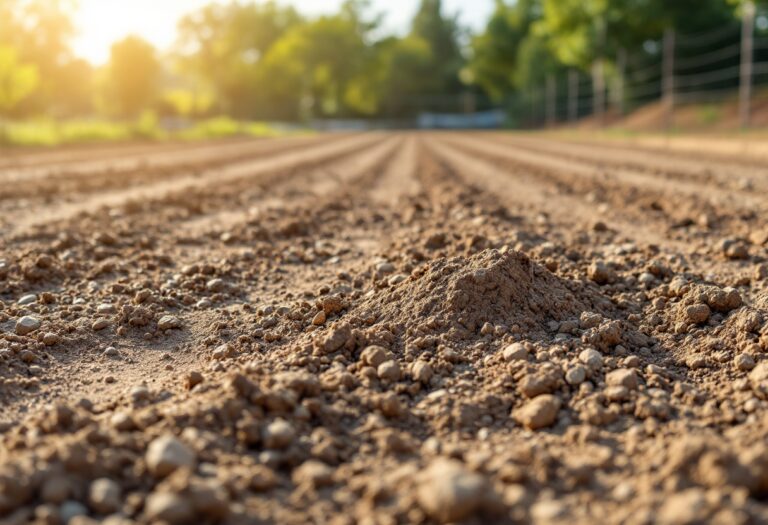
312, 311, 326, 326
565, 366, 587, 385
60, 500, 88, 523
97, 303, 116, 314
722, 238, 749, 260
606, 368, 639, 390
514, 394, 560, 430
15, 315, 41, 336
318, 324, 351, 354
735, 353, 756, 371
185, 371, 204, 390
92, 318, 110, 331
749, 362, 768, 399
42, 332, 60, 346
579, 348, 603, 369
207, 278, 226, 292
292, 460, 334, 489
684, 304, 711, 325
588, 261, 616, 285
146, 435, 196, 477
360, 345, 391, 368
377, 360, 401, 382
502, 342, 528, 362
144, 492, 194, 523
416, 458, 496, 524
412, 361, 434, 384
17, 294, 37, 305
157, 315, 182, 331
263, 419, 295, 449
89, 478, 121, 514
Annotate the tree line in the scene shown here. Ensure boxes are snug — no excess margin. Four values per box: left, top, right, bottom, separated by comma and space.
0, 0, 756, 123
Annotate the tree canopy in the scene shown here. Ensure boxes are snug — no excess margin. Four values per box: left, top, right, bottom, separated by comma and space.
0, 0, 757, 124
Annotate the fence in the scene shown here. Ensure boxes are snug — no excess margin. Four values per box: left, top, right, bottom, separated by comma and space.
524, 1, 768, 130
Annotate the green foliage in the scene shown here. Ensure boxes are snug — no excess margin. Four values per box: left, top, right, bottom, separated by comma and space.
469, 0, 539, 101
0, 0, 85, 115
410, 0, 464, 94
0, 116, 294, 146
176, 1, 303, 116
0, 46, 39, 114
104, 36, 161, 117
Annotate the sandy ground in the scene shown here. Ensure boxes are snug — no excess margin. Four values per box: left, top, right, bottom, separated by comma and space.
1, 131, 768, 524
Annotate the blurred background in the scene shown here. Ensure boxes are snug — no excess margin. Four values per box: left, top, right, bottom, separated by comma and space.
0, 0, 765, 145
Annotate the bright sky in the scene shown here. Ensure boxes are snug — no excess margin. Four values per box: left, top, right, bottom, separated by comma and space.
72, 0, 494, 65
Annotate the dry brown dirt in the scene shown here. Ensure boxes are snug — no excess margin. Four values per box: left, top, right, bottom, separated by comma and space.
1, 131, 768, 525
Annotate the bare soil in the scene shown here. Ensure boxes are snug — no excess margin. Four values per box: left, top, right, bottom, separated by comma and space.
1, 131, 768, 525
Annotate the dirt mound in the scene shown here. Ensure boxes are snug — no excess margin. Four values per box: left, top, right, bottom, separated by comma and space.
355, 249, 605, 342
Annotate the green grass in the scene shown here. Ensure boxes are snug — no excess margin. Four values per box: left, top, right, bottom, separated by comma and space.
0, 115, 301, 147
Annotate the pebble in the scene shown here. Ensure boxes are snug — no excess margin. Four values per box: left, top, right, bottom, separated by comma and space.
103, 346, 119, 357
157, 315, 182, 331
207, 278, 226, 292
360, 345, 391, 368
92, 318, 110, 331
735, 353, 755, 371
97, 303, 116, 314
684, 304, 711, 325
412, 361, 433, 384
89, 478, 121, 514
588, 261, 616, 285
60, 500, 88, 523
377, 360, 401, 382
42, 332, 60, 346
312, 311, 326, 325
565, 365, 587, 385
416, 458, 494, 524
145, 435, 196, 477
721, 238, 749, 260
502, 342, 528, 361
749, 362, 768, 399
292, 460, 334, 489
579, 348, 603, 369
263, 419, 295, 449
375, 261, 396, 274
514, 394, 560, 430
15, 315, 41, 336
144, 491, 194, 523
638, 272, 656, 286
17, 294, 37, 305
606, 368, 639, 390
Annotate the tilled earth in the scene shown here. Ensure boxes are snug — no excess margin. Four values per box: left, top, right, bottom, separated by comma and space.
1, 131, 768, 525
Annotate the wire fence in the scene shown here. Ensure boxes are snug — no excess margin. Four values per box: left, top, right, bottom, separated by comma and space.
519, 1, 768, 129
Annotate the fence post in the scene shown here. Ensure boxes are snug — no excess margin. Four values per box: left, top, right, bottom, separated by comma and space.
663, 28, 675, 129
546, 75, 556, 127
592, 60, 605, 126
568, 70, 578, 123
740, 1, 755, 129
615, 48, 627, 116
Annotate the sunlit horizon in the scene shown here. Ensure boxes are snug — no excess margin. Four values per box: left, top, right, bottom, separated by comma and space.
72, 0, 494, 65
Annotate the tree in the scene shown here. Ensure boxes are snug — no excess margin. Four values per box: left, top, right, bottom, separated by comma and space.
536, 0, 735, 68
104, 36, 161, 117
0, 45, 39, 116
0, 0, 77, 115
469, 0, 541, 101
410, 0, 464, 97
176, 1, 302, 116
